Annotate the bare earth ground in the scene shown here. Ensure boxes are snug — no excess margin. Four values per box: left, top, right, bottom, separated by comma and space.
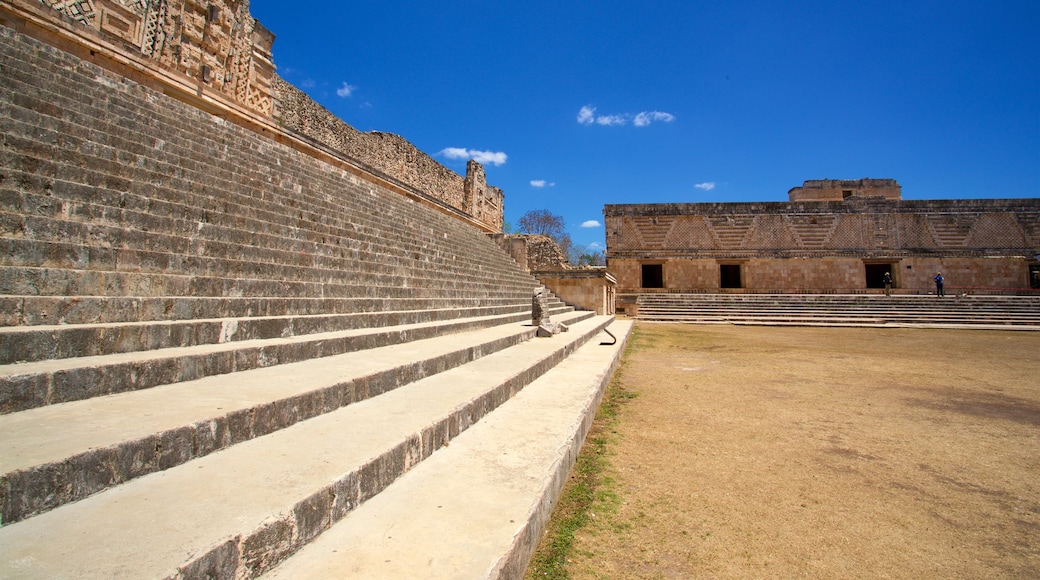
538, 323, 1040, 579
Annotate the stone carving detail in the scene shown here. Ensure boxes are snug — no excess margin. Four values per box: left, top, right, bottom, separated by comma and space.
39, 0, 274, 115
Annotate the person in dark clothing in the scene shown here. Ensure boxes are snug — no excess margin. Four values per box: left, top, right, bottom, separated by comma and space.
883, 271, 893, 296
934, 272, 945, 297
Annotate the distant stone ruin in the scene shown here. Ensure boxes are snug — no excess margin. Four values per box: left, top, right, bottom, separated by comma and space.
606, 179, 1040, 311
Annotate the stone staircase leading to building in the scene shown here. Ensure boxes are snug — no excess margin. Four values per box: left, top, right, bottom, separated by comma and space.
0, 24, 630, 578
635, 293, 1040, 329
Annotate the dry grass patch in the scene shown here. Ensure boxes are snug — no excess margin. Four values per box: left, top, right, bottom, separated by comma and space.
529, 323, 1040, 579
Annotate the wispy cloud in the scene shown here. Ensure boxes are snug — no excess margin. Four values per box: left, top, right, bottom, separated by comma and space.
530, 180, 556, 188
694, 182, 716, 191
577, 105, 676, 127
336, 82, 358, 98
439, 147, 508, 166
581, 220, 602, 228
634, 111, 676, 127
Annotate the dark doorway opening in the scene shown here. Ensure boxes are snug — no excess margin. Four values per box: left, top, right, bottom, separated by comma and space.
1030, 265, 1040, 289
720, 264, 742, 289
865, 263, 894, 289
642, 264, 664, 289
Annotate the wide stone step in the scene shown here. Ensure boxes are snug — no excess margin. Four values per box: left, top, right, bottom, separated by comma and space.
0, 315, 619, 578
263, 319, 634, 579
0, 302, 564, 364
0, 264, 530, 300
635, 294, 1040, 328
0, 309, 595, 525
0, 306, 577, 414
0, 293, 544, 327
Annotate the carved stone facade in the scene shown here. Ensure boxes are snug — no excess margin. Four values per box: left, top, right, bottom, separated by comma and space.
35, 0, 275, 114
606, 182, 1040, 303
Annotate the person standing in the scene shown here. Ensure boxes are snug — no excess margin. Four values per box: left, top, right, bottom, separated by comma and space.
934, 272, 945, 297
883, 271, 893, 296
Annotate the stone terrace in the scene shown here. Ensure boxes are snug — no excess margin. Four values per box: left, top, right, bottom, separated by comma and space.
0, 25, 628, 578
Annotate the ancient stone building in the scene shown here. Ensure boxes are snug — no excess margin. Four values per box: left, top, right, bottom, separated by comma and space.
605, 179, 1040, 310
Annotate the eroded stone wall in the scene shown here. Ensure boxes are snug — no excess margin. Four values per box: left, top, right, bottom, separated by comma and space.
268, 64, 504, 231
789, 178, 901, 202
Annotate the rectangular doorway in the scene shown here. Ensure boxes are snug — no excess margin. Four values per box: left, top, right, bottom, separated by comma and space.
641, 264, 664, 289
864, 263, 895, 289
720, 264, 742, 289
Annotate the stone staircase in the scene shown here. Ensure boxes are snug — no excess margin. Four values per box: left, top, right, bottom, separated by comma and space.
0, 25, 630, 578
635, 293, 1040, 329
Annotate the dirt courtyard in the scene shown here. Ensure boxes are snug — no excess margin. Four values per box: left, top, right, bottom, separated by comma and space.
554, 323, 1040, 579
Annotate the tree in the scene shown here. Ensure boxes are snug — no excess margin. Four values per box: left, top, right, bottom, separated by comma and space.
518, 209, 573, 260
517, 209, 565, 239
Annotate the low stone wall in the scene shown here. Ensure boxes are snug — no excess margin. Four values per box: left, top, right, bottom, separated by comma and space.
533, 270, 617, 315
490, 234, 616, 314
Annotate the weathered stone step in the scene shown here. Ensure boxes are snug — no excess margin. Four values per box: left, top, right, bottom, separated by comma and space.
0, 293, 548, 327
0, 315, 618, 578
0, 302, 567, 364
0, 139, 515, 270
0, 310, 595, 525
0, 206, 530, 286
0, 264, 532, 300
635, 294, 1040, 328
263, 319, 634, 579
0, 235, 532, 298
0, 307, 576, 414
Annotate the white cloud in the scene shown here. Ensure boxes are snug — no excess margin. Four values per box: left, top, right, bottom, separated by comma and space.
577, 106, 596, 125
596, 114, 627, 126
633, 111, 677, 127
438, 147, 508, 166
578, 104, 676, 127
695, 182, 716, 191
470, 150, 508, 166
581, 220, 602, 228
530, 180, 557, 188
587, 242, 603, 250
336, 82, 358, 98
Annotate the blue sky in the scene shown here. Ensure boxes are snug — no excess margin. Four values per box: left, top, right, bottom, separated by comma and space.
248, 0, 1039, 253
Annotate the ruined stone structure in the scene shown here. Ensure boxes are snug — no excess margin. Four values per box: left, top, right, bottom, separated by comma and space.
492, 234, 617, 316
606, 179, 1040, 312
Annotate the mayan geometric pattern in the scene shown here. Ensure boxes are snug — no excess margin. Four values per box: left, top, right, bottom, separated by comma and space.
787, 214, 838, 249
966, 213, 1028, 249
927, 213, 975, 247
708, 215, 755, 249
41, 0, 273, 115
824, 214, 869, 250
665, 216, 718, 250
745, 214, 799, 250
895, 213, 939, 250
